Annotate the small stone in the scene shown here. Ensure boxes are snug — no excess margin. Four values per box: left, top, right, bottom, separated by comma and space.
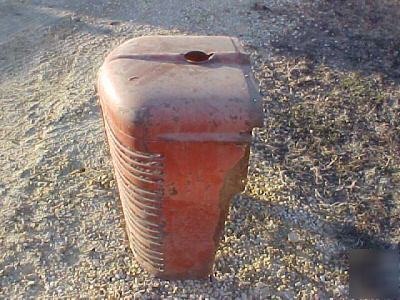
133, 291, 143, 300
27, 281, 35, 287
115, 271, 125, 280
255, 282, 270, 297
288, 231, 300, 243
277, 268, 285, 277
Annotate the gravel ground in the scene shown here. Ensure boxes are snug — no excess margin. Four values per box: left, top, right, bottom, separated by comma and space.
1, 0, 399, 299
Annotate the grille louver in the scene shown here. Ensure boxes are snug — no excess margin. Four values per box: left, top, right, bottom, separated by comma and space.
104, 117, 165, 272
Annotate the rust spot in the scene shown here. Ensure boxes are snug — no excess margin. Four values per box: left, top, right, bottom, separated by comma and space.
169, 186, 178, 196
128, 76, 139, 81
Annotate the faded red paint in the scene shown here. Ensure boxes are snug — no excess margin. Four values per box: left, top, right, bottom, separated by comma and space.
97, 35, 263, 279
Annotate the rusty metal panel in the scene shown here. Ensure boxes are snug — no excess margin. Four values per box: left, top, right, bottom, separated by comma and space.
97, 35, 262, 279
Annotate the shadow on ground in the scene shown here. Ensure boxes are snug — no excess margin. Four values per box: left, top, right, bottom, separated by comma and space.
263, 0, 400, 80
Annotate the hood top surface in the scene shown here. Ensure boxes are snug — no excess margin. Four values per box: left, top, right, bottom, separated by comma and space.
98, 35, 263, 141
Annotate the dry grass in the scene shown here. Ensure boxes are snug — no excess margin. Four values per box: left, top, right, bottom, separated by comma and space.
239, 0, 400, 296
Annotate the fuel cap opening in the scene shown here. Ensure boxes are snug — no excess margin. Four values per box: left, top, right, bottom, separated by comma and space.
184, 51, 214, 63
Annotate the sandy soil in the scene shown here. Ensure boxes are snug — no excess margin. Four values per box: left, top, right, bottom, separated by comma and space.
1, 0, 399, 299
